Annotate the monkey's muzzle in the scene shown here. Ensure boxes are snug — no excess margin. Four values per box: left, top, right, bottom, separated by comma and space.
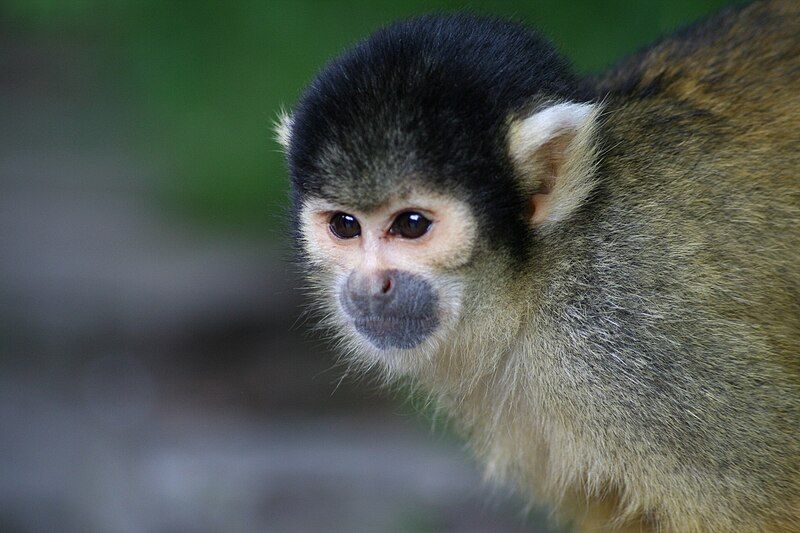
339, 269, 439, 350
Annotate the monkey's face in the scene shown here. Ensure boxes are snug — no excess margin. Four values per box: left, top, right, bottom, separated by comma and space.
299, 191, 478, 366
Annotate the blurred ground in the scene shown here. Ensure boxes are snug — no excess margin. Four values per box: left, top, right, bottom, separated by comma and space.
0, 2, 736, 532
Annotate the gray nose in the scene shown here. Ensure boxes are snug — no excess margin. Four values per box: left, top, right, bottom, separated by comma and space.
339, 269, 439, 349
344, 270, 397, 315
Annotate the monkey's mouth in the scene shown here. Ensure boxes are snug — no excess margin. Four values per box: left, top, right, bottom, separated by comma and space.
352, 315, 439, 350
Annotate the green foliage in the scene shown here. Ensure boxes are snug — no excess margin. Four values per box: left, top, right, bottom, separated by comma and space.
4, 0, 737, 235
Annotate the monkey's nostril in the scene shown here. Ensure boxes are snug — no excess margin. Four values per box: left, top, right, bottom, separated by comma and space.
381, 277, 392, 294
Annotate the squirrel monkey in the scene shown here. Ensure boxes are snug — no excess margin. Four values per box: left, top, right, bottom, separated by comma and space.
278, 1, 800, 530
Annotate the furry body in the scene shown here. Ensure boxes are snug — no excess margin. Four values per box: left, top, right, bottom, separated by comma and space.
284, 1, 800, 530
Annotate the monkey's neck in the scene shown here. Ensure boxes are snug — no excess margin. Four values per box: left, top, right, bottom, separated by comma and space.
420, 266, 639, 519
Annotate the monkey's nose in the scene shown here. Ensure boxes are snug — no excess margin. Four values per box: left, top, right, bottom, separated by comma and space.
345, 270, 396, 313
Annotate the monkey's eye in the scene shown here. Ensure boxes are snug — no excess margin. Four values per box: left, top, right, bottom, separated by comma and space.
329, 212, 361, 239
389, 211, 431, 239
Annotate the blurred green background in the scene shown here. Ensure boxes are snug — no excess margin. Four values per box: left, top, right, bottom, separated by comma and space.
0, 1, 739, 532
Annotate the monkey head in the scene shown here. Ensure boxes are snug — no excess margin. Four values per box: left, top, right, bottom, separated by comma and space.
279, 15, 599, 376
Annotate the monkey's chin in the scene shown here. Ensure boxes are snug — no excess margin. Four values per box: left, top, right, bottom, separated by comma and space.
352, 316, 438, 351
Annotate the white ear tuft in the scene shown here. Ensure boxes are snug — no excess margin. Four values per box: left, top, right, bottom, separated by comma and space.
508, 102, 599, 225
273, 109, 294, 151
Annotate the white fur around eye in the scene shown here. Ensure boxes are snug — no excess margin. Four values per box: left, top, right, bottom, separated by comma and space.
298, 199, 361, 271
298, 193, 477, 275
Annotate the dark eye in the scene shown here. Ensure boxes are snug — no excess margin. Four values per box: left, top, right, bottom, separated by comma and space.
390, 211, 431, 239
329, 212, 361, 239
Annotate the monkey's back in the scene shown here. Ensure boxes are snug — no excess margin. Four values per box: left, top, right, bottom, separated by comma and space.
597, 0, 799, 125
597, 0, 800, 184
570, 0, 800, 529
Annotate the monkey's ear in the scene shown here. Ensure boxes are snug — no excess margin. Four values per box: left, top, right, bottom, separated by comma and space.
508, 102, 599, 225
273, 109, 294, 151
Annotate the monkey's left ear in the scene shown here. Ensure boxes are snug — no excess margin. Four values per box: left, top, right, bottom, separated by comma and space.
273, 110, 294, 151
508, 102, 599, 225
